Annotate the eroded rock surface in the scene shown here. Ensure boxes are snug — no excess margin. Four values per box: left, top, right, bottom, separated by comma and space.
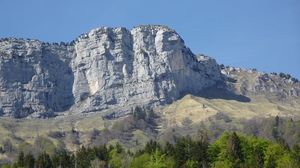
0, 25, 221, 118
221, 66, 300, 101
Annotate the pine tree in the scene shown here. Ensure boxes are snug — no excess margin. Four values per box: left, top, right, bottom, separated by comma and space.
52, 149, 74, 168
24, 153, 35, 168
164, 142, 175, 156
36, 152, 53, 168
76, 146, 90, 168
17, 151, 25, 167
197, 132, 210, 167
76, 146, 96, 168
174, 137, 192, 168
144, 140, 161, 154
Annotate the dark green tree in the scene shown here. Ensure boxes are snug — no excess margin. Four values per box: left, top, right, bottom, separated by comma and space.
192, 136, 209, 168
115, 143, 124, 153
174, 134, 210, 168
52, 149, 74, 168
75, 146, 95, 168
36, 152, 53, 168
164, 142, 175, 156
24, 153, 35, 168
174, 137, 192, 168
144, 140, 161, 154
94, 145, 109, 161
17, 151, 25, 167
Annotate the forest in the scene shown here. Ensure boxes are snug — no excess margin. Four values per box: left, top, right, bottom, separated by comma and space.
1, 131, 300, 168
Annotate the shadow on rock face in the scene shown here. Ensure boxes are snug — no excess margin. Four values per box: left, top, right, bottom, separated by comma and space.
191, 83, 251, 103
41, 47, 75, 113
0, 45, 75, 118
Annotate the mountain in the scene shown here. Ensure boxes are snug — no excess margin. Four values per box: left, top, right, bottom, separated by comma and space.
0, 25, 300, 162
0, 25, 221, 118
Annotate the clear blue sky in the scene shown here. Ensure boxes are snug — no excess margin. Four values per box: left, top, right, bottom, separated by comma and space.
1, 0, 299, 79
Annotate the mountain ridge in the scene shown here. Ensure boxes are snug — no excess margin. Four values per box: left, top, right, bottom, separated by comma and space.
0, 25, 299, 119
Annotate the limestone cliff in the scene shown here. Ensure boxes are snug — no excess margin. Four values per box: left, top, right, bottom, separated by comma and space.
0, 25, 221, 118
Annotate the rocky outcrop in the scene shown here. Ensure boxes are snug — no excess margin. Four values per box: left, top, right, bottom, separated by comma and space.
0, 25, 222, 118
221, 66, 300, 100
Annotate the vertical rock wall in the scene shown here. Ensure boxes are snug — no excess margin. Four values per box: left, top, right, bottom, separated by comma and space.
0, 25, 221, 118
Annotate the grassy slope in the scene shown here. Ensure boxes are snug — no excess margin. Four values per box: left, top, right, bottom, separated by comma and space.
159, 94, 300, 128
0, 93, 299, 160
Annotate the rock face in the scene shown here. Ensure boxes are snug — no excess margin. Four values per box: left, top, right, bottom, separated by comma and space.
221, 66, 300, 100
0, 40, 75, 118
0, 25, 222, 118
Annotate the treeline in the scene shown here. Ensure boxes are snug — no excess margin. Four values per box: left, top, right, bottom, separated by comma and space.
193, 113, 300, 147
2, 132, 300, 168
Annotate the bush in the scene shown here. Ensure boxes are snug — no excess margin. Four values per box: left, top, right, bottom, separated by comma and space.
279, 72, 292, 79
